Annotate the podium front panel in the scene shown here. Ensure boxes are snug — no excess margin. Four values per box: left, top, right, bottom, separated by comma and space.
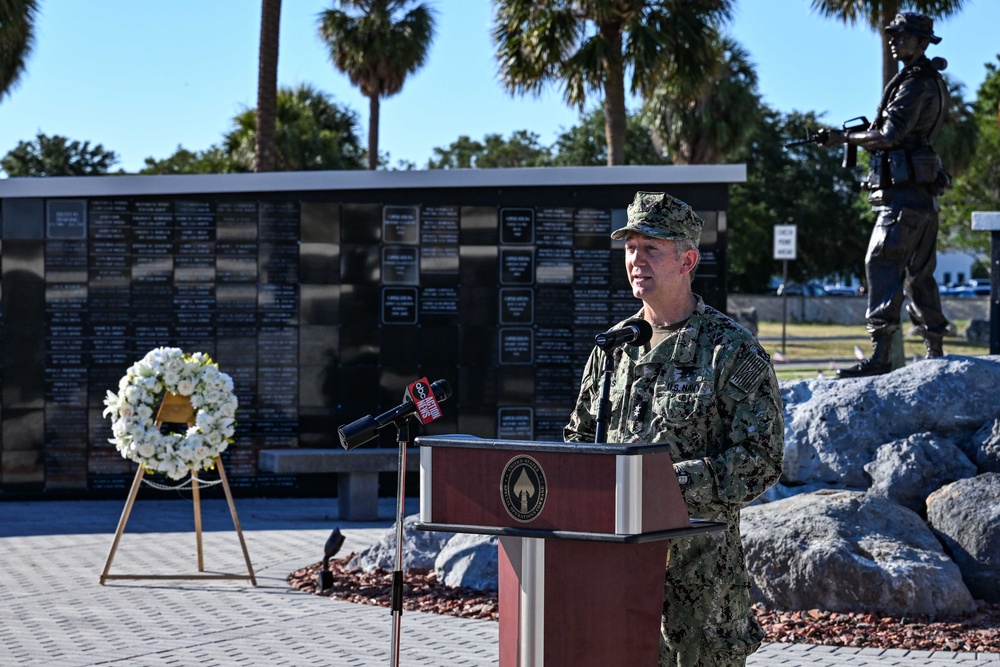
427, 445, 617, 534
418, 437, 691, 537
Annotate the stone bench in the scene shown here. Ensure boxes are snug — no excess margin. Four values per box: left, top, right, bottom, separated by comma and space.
258, 449, 418, 521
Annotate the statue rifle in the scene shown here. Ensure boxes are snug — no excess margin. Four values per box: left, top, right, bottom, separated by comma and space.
785, 116, 870, 168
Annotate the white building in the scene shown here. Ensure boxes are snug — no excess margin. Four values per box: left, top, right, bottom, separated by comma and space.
935, 251, 983, 286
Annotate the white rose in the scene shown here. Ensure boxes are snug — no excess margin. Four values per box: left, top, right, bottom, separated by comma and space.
176, 379, 195, 396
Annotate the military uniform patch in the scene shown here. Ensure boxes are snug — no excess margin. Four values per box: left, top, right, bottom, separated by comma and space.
728, 350, 770, 394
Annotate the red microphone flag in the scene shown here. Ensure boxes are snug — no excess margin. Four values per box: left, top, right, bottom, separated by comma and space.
406, 377, 442, 425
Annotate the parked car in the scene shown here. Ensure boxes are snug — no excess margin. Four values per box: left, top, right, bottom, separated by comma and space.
943, 279, 991, 298
822, 284, 862, 296
774, 281, 826, 296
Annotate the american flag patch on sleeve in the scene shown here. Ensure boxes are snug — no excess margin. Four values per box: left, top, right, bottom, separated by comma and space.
728, 349, 770, 393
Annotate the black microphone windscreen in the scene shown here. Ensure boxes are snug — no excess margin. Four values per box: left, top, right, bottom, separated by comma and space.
429, 379, 453, 401
624, 318, 653, 347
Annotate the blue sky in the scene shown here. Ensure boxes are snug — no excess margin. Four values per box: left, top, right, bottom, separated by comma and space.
0, 0, 997, 173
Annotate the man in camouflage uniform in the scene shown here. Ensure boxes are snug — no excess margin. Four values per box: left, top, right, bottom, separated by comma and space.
824, 12, 952, 378
564, 192, 784, 666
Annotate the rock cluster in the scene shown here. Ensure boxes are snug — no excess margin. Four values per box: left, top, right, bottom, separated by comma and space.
347, 514, 497, 591
746, 355, 1000, 614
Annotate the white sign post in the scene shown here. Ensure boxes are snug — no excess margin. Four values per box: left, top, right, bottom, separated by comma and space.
972, 212, 999, 354
773, 225, 798, 355
773, 224, 797, 261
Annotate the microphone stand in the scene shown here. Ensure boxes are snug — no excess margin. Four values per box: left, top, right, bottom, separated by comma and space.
389, 417, 411, 667
594, 349, 615, 444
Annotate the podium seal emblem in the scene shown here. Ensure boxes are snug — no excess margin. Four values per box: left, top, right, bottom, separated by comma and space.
500, 455, 547, 522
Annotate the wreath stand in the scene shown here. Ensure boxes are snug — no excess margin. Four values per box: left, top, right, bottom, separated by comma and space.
99, 392, 257, 586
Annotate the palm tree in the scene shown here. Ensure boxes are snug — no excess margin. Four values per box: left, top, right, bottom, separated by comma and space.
809, 0, 966, 91
318, 0, 436, 170
224, 84, 365, 171
493, 0, 732, 166
255, 0, 282, 172
0, 0, 38, 100
643, 36, 761, 164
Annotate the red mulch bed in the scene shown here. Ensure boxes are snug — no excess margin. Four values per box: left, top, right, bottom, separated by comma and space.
289, 555, 999, 653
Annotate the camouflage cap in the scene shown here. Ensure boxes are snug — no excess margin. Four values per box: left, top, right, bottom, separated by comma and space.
611, 191, 704, 244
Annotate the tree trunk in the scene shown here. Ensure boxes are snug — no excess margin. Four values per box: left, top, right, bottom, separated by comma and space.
368, 94, 380, 170
254, 0, 281, 173
602, 26, 627, 166
879, 1, 900, 92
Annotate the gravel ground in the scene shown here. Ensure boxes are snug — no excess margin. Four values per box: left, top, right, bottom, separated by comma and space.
289, 556, 999, 653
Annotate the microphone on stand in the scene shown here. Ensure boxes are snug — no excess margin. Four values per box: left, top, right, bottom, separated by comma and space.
338, 378, 452, 666
594, 318, 653, 351
338, 378, 452, 450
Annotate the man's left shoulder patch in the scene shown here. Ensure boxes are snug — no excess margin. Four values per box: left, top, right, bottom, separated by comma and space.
728, 347, 770, 394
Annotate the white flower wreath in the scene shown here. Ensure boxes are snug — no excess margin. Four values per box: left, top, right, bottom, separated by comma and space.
103, 347, 238, 481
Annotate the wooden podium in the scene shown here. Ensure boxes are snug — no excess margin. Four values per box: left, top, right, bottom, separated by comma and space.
415, 436, 725, 666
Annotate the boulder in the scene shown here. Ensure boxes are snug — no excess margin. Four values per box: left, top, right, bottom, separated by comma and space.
965, 418, 1000, 473
781, 356, 1000, 487
347, 516, 499, 590
753, 480, 863, 505
863, 432, 977, 513
347, 514, 453, 572
434, 533, 498, 591
742, 490, 975, 617
926, 473, 1000, 603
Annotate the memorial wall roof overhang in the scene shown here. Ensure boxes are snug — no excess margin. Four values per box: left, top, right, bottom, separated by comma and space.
0, 164, 746, 199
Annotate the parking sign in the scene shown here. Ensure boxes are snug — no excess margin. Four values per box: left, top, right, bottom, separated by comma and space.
773, 225, 797, 260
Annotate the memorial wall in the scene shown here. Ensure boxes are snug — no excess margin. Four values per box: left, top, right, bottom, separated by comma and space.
0, 167, 742, 498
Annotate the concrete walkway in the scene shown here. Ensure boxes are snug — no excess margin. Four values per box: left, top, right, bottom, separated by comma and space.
0, 496, 995, 666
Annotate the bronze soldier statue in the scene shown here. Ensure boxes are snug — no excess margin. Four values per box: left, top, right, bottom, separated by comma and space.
825, 12, 952, 378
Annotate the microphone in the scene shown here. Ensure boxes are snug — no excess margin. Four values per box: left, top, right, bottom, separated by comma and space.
594, 318, 653, 351
338, 378, 452, 450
